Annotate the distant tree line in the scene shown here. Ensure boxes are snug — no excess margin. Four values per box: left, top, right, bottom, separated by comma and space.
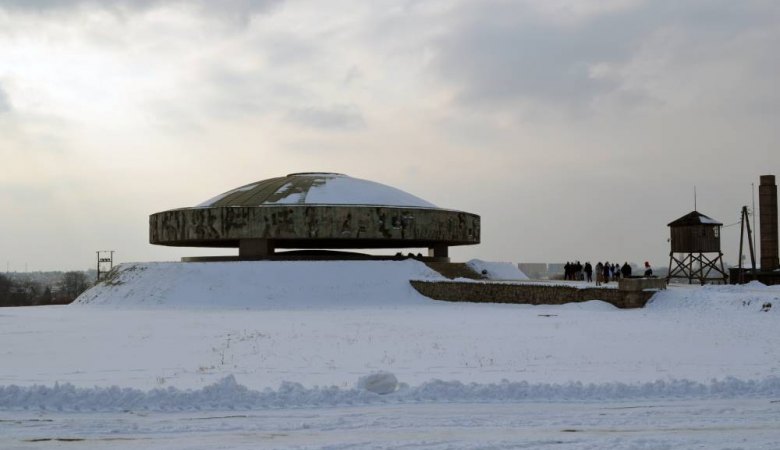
0, 271, 91, 307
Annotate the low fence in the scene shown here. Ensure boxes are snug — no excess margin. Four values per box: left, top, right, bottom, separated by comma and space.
410, 280, 661, 309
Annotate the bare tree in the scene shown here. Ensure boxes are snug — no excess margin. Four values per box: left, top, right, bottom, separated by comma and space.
0, 274, 11, 306
60, 271, 90, 302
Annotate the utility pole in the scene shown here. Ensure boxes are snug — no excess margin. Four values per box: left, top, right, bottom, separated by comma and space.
96, 251, 115, 282
738, 206, 757, 283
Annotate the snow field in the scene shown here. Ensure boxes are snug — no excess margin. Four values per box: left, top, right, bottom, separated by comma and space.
2, 260, 780, 448
2, 280, 778, 392
0, 301, 775, 392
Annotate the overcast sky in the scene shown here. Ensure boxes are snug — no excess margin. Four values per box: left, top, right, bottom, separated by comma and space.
1, 0, 778, 271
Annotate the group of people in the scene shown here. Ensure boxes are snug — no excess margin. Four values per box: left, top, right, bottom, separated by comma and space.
563, 261, 585, 281
589, 261, 630, 286
564, 261, 653, 286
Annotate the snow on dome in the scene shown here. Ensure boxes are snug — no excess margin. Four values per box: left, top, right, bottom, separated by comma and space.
197, 173, 437, 208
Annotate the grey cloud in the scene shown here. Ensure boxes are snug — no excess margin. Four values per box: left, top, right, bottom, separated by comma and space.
434, 0, 780, 111
0, 0, 281, 18
259, 34, 319, 67
0, 0, 155, 12
199, 65, 308, 118
286, 105, 365, 131
0, 83, 11, 114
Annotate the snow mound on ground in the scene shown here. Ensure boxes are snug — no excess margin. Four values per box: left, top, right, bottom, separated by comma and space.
73, 260, 445, 310
557, 300, 618, 311
467, 259, 529, 280
647, 284, 780, 314
1, 375, 778, 412
745, 280, 769, 289
357, 372, 398, 395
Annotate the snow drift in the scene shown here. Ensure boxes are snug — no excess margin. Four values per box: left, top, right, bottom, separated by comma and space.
647, 282, 780, 314
2, 374, 778, 412
466, 259, 529, 281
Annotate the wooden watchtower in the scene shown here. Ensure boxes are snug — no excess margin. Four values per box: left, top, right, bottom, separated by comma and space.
667, 211, 728, 284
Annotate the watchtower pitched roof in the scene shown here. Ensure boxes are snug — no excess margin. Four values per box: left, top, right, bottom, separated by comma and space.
667, 210, 723, 227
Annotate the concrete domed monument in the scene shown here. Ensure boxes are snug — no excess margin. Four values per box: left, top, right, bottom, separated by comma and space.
150, 173, 480, 261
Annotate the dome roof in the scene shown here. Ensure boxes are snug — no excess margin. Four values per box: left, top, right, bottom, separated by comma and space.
150, 171, 480, 259
197, 173, 437, 208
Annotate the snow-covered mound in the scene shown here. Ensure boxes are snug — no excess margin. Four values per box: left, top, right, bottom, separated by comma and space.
557, 300, 617, 311
357, 372, 399, 395
74, 260, 445, 309
647, 282, 780, 314
466, 259, 529, 281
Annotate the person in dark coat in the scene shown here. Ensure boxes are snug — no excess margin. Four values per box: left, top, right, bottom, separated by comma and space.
603, 261, 611, 283
621, 262, 632, 278
584, 262, 593, 283
644, 261, 653, 277
595, 262, 604, 286
612, 263, 620, 282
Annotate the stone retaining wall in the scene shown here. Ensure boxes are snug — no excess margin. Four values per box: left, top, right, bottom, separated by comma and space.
410, 281, 657, 309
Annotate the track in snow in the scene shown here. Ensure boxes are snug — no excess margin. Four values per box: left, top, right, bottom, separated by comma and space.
2, 399, 779, 449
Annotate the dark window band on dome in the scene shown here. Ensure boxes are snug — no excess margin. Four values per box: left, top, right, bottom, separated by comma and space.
286, 172, 345, 177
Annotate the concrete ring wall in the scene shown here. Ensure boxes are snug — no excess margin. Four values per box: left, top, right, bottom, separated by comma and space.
150, 205, 481, 249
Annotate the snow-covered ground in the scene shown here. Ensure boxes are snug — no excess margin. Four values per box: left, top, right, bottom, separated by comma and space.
1, 261, 779, 448
3, 400, 779, 449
